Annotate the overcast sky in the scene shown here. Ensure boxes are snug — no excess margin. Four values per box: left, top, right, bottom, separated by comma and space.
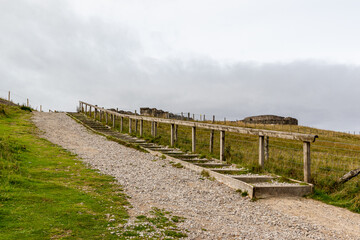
1, 0, 360, 131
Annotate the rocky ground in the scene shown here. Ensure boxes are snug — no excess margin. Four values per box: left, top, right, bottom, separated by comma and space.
32, 112, 360, 239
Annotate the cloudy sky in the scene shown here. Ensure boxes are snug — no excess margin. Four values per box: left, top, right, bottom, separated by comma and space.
1, 0, 360, 131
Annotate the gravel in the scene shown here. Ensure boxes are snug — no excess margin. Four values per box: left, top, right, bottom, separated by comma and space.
32, 112, 356, 240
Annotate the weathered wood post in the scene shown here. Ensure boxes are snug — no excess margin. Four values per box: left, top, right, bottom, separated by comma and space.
106, 112, 108, 125
181, 112, 184, 120
170, 124, 175, 147
151, 121, 154, 136
94, 108, 97, 120
209, 115, 215, 153
135, 119, 138, 133
27, 98, 29, 107
192, 126, 196, 152
264, 136, 269, 161
40, 105, 42, 112
89, 106, 92, 117
129, 118, 132, 134
112, 114, 115, 128
303, 141, 311, 183
193, 114, 195, 120
84, 104, 87, 115
154, 122, 157, 136
174, 125, 178, 142
120, 117, 123, 132
140, 119, 143, 136
188, 112, 190, 120
220, 131, 225, 161
259, 135, 265, 169
99, 110, 102, 121
8, 91, 10, 101
203, 114, 206, 121
79, 102, 82, 112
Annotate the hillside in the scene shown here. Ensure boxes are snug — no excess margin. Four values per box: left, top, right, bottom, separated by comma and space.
105, 112, 360, 213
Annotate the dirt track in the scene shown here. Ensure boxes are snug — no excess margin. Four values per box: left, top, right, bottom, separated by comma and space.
33, 112, 360, 239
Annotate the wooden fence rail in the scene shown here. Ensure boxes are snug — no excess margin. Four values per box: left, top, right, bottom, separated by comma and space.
79, 101, 318, 183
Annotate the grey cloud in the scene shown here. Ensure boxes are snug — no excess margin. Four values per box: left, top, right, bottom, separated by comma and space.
1, 0, 360, 132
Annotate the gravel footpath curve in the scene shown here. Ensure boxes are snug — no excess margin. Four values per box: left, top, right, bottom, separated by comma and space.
32, 113, 357, 240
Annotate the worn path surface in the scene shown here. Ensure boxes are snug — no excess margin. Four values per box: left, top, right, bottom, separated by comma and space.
32, 112, 360, 239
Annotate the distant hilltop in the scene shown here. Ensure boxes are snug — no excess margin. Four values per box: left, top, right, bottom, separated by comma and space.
241, 115, 298, 125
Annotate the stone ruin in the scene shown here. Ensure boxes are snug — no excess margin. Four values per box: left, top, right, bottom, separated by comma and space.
140, 107, 184, 120
242, 115, 298, 125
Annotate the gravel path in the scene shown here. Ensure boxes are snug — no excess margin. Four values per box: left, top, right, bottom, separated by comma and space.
32, 112, 359, 239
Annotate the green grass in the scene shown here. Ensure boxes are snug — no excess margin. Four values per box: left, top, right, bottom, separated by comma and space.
0, 105, 130, 239
0, 105, 188, 239
85, 109, 360, 213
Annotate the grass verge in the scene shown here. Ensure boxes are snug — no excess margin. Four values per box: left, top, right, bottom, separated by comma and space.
0, 105, 187, 239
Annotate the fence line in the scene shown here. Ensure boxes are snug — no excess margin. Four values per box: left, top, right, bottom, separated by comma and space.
79, 101, 318, 183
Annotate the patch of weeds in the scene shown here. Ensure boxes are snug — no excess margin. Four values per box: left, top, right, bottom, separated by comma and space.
171, 163, 184, 169
201, 228, 207, 231
20, 105, 32, 112
123, 208, 187, 239
199, 153, 206, 159
208, 176, 216, 181
201, 170, 210, 178
277, 176, 293, 183
250, 197, 258, 202
236, 189, 242, 193
241, 191, 248, 197
161, 154, 166, 160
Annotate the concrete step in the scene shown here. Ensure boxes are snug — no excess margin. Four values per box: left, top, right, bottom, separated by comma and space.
209, 168, 248, 175
195, 163, 231, 168
167, 153, 199, 158
228, 175, 274, 183
181, 159, 213, 163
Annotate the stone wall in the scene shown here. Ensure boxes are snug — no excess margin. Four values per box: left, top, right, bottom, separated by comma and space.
242, 115, 298, 125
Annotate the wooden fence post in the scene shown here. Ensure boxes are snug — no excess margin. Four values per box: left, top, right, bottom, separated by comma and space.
99, 110, 102, 121
154, 122, 157, 136
8, 91, 10, 101
174, 125, 178, 142
171, 124, 175, 147
106, 112, 108, 125
27, 98, 29, 107
220, 131, 225, 161
129, 118, 132, 134
303, 141, 311, 183
192, 126, 196, 152
89, 107, 91, 117
265, 136, 269, 161
151, 121, 154, 136
94, 108, 97, 120
135, 119, 138, 133
259, 135, 265, 168
209, 115, 215, 153
112, 114, 115, 128
120, 117, 123, 132
188, 112, 190, 120
140, 119, 143, 136
40, 105, 42, 112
